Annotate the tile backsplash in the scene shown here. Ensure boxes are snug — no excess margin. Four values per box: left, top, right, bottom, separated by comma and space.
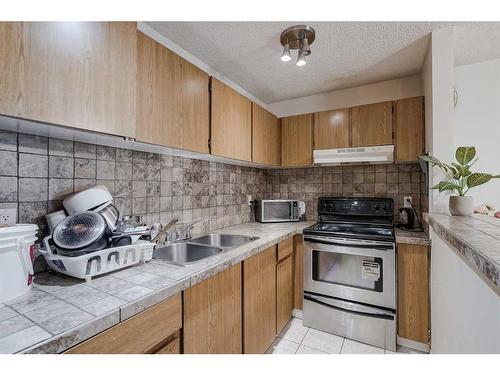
0, 130, 428, 243
265, 163, 425, 220
0, 131, 268, 240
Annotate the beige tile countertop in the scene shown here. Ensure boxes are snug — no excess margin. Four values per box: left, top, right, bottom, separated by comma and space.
425, 213, 500, 291
0, 221, 313, 354
395, 228, 431, 246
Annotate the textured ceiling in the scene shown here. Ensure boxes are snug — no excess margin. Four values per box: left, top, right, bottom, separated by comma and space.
146, 22, 500, 104
453, 22, 500, 66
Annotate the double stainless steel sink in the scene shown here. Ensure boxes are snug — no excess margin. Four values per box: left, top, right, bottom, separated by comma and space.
153, 234, 259, 266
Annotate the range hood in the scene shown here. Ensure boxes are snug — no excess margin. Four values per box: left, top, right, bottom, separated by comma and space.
313, 145, 394, 166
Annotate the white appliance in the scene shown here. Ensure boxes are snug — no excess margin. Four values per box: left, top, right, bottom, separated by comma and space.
313, 145, 394, 166
63, 185, 112, 215
0, 224, 38, 303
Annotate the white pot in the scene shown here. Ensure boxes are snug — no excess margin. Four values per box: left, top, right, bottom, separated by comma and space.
449, 196, 473, 216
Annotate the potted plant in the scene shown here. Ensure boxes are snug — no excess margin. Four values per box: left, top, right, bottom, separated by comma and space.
419, 146, 500, 216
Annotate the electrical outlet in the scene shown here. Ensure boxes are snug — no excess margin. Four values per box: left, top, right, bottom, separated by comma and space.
246, 195, 253, 206
0, 208, 17, 225
404, 196, 413, 208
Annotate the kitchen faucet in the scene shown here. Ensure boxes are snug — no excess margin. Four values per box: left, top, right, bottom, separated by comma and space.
175, 217, 213, 241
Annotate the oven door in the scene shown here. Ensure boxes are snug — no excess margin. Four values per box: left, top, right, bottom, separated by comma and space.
304, 235, 395, 309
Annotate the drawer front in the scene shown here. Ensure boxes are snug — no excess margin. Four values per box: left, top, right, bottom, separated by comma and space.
154, 335, 181, 354
66, 293, 182, 354
277, 237, 293, 262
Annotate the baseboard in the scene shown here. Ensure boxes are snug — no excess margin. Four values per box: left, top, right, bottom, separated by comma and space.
397, 336, 430, 353
292, 309, 303, 319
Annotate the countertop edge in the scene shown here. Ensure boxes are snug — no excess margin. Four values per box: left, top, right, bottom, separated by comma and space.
424, 213, 500, 292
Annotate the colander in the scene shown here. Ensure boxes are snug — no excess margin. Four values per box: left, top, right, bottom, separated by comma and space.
52, 211, 107, 250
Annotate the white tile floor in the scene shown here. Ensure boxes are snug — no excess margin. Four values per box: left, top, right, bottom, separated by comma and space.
266, 318, 396, 354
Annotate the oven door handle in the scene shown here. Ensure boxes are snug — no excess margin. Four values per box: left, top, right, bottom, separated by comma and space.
304, 235, 394, 251
304, 294, 395, 320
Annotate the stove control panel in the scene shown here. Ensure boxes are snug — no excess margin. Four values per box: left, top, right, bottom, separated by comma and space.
318, 197, 393, 216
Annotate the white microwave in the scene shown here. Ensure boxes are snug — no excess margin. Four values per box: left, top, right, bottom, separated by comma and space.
255, 200, 300, 223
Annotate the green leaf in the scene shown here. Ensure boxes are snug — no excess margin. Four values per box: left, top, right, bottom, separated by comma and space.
432, 181, 461, 193
467, 173, 493, 188
455, 146, 476, 166
419, 154, 442, 165
452, 162, 471, 178
419, 154, 457, 177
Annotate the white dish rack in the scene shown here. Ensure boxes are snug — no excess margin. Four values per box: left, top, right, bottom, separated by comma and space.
40, 236, 155, 282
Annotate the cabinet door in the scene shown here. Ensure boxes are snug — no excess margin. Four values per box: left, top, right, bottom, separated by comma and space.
395, 97, 424, 162
276, 255, 294, 334
397, 244, 430, 344
183, 263, 242, 353
314, 108, 350, 149
136, 32, 210, 152
65, 294, 182, 354
181, 59, 210, 153
281, 114, 313, 167
293, 235, 304, 310
252, 103, 281, 166
351, 101, 393, 147
137, 31, 182, 148
243, 246, 277, 353
211, 78, 252, 161
0, 22, 137, 137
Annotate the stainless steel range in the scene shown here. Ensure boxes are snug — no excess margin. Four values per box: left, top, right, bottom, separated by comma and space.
303, 197, 396, 351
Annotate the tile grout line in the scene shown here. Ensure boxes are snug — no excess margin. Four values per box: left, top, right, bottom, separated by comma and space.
339, 337, 345, 354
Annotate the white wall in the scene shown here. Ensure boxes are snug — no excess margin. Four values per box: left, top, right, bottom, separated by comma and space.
268, 75, 422, 118
454, 58, 500, 209
430, 230, 500, 353
428, 27, 456, 214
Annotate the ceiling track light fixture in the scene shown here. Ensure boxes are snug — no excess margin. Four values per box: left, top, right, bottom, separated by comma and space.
280, 25, 316, 66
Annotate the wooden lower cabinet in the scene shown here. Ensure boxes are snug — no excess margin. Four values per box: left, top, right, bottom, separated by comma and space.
276, 254, 294, 334
243, 246, 277, 353
183, 263, 242, 353
65, 294, 182, 354
153, 334, 181, 354
397, 244, 430, 344
277, 236, 293, 262
293, 235, 304, 310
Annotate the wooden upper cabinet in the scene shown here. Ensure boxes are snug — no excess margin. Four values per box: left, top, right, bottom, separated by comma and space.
137, 31, 182, 148
0, 22, 137, 137
395, 96, 424, 162
136, 32, 209, 153
211, 78, 252, 161
243, 246, 277, 353
251, 103, 281, 166
351, 101, 393, 147
314, 108, 350, 149
181, 59, 210, 153
281, 114, 313, 167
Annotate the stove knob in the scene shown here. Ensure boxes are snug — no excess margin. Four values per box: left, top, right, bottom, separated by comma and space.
374, 205, 380, 211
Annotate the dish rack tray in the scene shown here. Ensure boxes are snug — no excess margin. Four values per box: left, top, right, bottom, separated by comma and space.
40, 236, 155, 282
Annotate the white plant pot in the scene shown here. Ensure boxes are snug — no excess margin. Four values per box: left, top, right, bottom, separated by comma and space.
449, 196, 473, 216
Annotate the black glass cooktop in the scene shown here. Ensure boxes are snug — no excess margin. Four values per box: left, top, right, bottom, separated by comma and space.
304, 197, 395, 241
